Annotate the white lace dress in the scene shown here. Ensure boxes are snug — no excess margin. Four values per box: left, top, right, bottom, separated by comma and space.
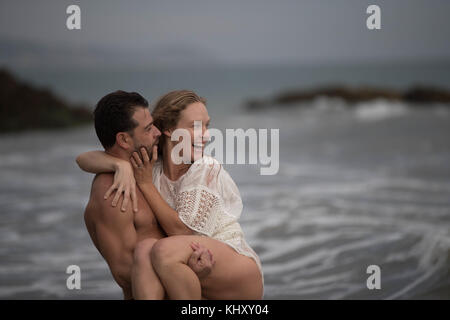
152, 155, 264, 282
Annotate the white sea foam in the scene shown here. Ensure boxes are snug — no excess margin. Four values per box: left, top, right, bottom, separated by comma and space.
354, 100, 409, 121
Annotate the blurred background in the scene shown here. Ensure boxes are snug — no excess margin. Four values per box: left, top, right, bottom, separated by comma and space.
1, 0, 450, 299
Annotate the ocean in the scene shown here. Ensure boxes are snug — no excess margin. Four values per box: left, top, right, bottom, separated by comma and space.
1, 62, 450, 299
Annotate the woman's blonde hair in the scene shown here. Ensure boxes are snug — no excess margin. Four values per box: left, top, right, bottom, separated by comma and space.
152, 90, 206, 156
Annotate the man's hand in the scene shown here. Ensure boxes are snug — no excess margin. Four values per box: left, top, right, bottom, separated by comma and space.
188, 242, 215, 279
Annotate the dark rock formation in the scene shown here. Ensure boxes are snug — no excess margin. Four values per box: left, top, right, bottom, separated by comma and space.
403, 86, 450, 104
0, 68, 92, 133
245, 85, 450, 110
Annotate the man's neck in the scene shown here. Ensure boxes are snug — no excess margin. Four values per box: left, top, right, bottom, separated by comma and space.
106, 145, 131, 162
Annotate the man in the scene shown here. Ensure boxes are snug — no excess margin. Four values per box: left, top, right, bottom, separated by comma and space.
78, 91, 213, 299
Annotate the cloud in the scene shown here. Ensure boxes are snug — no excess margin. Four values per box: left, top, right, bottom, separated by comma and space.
0, 0, 449, 67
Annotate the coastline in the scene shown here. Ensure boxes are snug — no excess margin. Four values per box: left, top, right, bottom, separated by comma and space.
245, 85, 450, 111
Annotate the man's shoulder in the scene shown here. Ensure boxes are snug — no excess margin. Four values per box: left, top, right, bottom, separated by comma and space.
92, 172, 114, 189
89, 173, 114, 199
86, 173, 133, 223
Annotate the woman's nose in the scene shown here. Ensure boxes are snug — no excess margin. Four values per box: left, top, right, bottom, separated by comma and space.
203, 128, 210, 141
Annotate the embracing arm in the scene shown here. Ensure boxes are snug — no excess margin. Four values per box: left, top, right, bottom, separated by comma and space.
76, 150, 125, 174
139, 182, 193, 236
76, 151, 138, 212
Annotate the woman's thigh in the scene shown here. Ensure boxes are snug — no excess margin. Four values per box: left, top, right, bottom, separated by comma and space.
134, 238, 159, 262
151, 235, 263, 300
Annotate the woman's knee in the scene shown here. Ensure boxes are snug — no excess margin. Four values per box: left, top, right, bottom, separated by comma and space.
151, 236, 188, 269
133, 238, 158, 263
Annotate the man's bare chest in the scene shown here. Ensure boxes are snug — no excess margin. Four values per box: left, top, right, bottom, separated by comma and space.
133, 193, 165, 240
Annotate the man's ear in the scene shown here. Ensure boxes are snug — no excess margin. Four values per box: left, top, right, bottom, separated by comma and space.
116, 132, 131, 150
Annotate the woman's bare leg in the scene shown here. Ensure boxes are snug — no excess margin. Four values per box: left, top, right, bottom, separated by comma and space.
151, 235, 263, 300
151, 237, 201, 299
131, 238, 165, 300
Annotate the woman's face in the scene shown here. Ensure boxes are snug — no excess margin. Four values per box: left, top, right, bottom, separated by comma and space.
172, 102, 210, 162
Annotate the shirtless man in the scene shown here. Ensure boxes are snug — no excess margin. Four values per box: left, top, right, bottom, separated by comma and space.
79, 91, 213, 299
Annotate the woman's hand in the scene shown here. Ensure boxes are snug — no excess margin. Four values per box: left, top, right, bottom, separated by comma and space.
103, 160, 138, 213
130, 145, 158, 186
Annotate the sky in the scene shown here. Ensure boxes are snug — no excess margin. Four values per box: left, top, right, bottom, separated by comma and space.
0, 0, 449, 68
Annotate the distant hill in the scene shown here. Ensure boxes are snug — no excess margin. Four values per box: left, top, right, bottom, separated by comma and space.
245, 85, 450, 110
0, 69, 92, 133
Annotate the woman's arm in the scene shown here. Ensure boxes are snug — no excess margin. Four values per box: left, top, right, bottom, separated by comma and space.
76, 150, 138, 212
139, 182, 194, 236
131, 147, 193, 236
76, 150, 124, 174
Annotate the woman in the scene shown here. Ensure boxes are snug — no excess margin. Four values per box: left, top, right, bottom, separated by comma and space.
77, 90, 263, 299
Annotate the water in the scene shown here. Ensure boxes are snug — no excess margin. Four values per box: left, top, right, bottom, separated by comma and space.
1, 64, 450, 299
238, 103, 450, 299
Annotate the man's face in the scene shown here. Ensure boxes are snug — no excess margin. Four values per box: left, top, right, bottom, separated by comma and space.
128, 107, 161, 154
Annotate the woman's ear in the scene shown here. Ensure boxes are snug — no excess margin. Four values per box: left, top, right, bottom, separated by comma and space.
163, 129, 172, 138
116, 132, 131, 150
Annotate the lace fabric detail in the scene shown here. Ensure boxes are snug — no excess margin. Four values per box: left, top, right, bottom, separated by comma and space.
175, 186, 223, 237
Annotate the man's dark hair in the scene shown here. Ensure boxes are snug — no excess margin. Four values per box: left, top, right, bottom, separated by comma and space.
94, 90, 149, 149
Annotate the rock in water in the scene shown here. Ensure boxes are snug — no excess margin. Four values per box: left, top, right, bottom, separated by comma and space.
244, 85, 450, 110
0, 68, 92, 133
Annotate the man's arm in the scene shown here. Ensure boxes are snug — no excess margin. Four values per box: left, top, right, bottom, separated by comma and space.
87, 174, 137, 294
